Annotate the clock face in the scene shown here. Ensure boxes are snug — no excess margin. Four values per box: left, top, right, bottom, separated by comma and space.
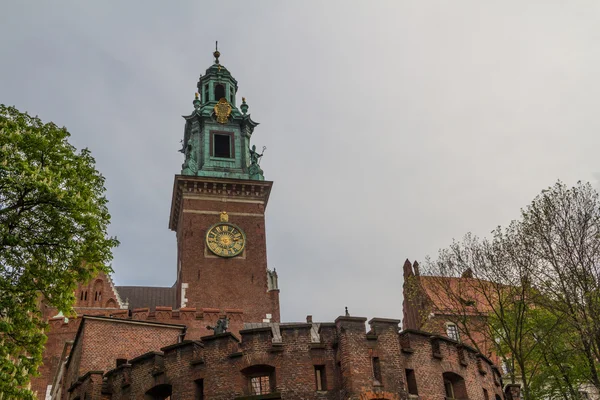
206, 222, 246, 258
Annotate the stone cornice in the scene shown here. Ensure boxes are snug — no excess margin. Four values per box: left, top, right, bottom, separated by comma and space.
169, 175, 273, 231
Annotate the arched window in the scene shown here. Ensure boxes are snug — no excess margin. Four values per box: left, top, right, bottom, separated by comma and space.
446, 322, 460, 341
242, 365, 275, 396
214, 84, 225, 101
93, 280, 103, 305
145, 384, 172, 400
443, 372, 468, 400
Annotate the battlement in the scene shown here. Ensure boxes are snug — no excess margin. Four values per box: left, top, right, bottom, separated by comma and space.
61, 315, 504, 400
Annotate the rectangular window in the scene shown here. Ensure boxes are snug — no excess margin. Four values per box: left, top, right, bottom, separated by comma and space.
195, 379, 204, 400
405, 369, 418, 395
250, 376, 270, 395
314, 365, 326, 391
446, 323, 460, 341
372, 357, 382, 383
213, 133, 232, 158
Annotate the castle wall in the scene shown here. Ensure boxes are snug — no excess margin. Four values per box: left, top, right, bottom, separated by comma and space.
62, 316, 503, 400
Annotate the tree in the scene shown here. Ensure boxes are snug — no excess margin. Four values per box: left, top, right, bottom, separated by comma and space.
522, 181, 600, 394
414, 181, 600, 400
0, 105, 118, 399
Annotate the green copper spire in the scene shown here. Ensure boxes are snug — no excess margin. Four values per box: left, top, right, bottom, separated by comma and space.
180, 49, 265, 180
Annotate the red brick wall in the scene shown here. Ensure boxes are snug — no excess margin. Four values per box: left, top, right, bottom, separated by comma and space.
400, 331, 503, 400
174, 180, 280, 324
62, 317, 503, 400
61, 317, 185, 397
73, 272, 121, 309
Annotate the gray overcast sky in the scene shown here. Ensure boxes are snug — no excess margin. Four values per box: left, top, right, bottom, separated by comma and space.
2, 1, 600, 324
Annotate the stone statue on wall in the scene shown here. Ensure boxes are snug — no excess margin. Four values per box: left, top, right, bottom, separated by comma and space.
206, 317, 229, 335
248, 145, 265, 180
182, 136, 199, 175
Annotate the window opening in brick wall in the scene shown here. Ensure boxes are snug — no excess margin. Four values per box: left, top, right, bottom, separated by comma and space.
446, 322, 460, 341
213, 134, 232, 158
372, 357, 382, 383
495, 395, 502, 400
405, 369, 418, 395
195, 379, 204, 400
314, 365, 326, 391
144, 383, 172, 400
443, 372, 468, 400
84, 291, 87, 301
80, 292, 84, 301
250, 376, 270, 395
483, 388, 489, 400
242, 365, 275, 396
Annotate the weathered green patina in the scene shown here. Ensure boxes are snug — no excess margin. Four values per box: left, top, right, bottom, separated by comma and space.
179, 49, 265, 180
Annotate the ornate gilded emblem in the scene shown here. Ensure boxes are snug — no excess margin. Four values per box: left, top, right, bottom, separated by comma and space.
206, 212, 245, 258
214, 98, 232, 124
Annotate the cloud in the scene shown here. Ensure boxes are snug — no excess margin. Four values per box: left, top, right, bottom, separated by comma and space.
2, 1, 600, 323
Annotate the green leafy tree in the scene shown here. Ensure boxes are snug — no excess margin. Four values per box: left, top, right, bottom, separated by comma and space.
417, 181, 600, 400
0, 105, 118, 399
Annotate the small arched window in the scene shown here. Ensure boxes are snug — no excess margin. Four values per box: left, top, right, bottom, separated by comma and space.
145, 384, 172, 400
214, 84, 225, 101
446, 322, 460, 341
443, 372, 468, 400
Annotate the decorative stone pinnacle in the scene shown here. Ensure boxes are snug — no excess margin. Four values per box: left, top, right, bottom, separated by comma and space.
240, 97, 248, 115
193, 92, 201, 109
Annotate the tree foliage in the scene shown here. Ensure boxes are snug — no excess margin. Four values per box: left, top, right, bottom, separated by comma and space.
0, 105, 118, 399
417, 181, 600, 400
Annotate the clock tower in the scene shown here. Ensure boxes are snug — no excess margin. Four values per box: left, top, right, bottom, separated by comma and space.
169, 49, 280, 324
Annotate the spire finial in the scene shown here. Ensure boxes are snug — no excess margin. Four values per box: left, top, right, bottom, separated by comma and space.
213, 41, 220, 64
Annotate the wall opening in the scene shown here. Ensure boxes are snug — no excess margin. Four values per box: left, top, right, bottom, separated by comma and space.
242, 365, 275, 396
145, 384, 172, 400
372, 357, 382, 383
314, 365, 326, 391
195, 379, 204, 400
443, 372, 468, 400
405, 369, 418, 395
214, 84, 225, 101
213, 134, 232, 158
446, 322, 460, 341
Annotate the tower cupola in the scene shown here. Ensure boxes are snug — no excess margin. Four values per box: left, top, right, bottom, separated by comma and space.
180, 46, 265, 181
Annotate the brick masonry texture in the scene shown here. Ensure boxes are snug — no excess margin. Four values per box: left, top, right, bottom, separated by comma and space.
49, 316, 505, 400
